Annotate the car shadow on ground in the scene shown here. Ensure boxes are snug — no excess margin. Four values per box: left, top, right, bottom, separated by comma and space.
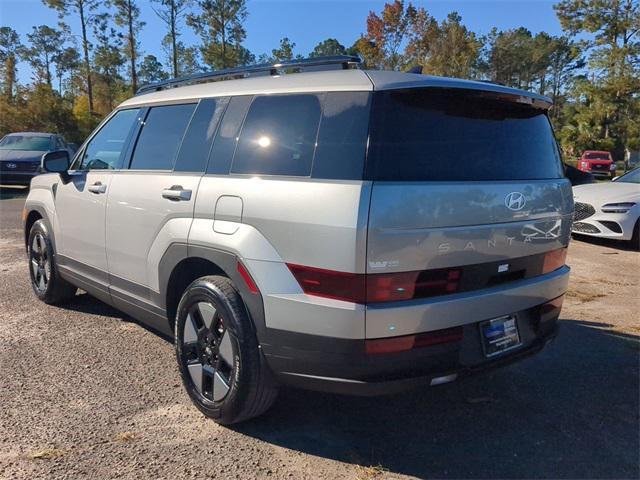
572, 233, 637, 252
235, 320, 639, 479
63, 292, 174, 342
0, 185, 29, 200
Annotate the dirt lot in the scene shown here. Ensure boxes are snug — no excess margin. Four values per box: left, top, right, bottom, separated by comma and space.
1, 187, 638, 480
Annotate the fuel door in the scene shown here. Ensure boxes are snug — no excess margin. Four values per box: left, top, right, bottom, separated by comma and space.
214, 195, 243, 234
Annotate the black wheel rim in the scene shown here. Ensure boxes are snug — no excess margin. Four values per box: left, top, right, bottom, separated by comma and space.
181, 301, 235, 402
30, 233, 50, 293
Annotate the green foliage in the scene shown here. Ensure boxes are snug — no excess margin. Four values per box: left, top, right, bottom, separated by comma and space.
406, 11, 481, 78
0, 26, 23, 99
187, 0, 249, 69
151, 0, 192, 77
112, 0, 145, 93
309, 38, 347, 57
24, 25, 65, 87
138, 54, 168, 85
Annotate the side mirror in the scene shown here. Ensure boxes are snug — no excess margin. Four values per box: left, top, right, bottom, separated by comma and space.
41, 150, 71, 183
612, 176, 619, 181
564, 163, 594, 186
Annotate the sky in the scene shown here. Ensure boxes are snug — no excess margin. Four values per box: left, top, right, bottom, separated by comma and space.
0, 0, 564, 83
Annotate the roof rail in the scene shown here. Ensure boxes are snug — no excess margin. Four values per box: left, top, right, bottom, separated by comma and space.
136, 55, 362, 95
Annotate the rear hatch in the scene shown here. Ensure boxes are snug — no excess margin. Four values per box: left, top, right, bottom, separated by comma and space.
365, 88, 572, 294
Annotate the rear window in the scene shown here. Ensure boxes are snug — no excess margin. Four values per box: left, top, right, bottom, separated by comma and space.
367, 89, 563, 181
584, 152, 610, 160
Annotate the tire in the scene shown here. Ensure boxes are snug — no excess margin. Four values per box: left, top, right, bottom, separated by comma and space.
28, 219, 77, 304
175, 275, 278, 424
631, 220, 640, 251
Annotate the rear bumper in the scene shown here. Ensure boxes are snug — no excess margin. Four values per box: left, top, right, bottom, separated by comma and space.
261, 278, 566, 395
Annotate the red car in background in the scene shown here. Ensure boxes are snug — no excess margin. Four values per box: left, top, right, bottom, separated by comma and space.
578, 150, 616, 179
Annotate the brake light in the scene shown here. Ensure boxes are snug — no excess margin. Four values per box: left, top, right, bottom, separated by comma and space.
286, 264, 461, 304
366, 268, 461, 303
542, 248, 567, 274
286, 263, 365, 303
237, 261, 259, 294
365, 326, 464, 355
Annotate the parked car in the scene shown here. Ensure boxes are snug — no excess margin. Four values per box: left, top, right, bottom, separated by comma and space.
22, 56, 572, 424
0, 132, 75, 186
572, 167, 640, 249
577, 150, 616, 179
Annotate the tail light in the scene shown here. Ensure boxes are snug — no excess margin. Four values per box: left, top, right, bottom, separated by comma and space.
365, 326, 464, 355
542, 248, 567, 274
286, 264, 461, 304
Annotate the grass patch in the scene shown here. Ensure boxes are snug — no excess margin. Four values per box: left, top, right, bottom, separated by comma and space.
113, 431, 138, 443
566, 290, 606, 303
355, 464, 389, 479
27, 448, 66, 460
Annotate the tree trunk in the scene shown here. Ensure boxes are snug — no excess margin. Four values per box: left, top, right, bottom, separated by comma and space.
4, 56, 15, 100
79, 0, 94, 114
128, 0, 137, 93
171, 2, 178, 77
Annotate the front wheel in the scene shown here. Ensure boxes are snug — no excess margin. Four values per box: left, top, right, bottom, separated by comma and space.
175, 275, 278, 424
28, 219, 77, 304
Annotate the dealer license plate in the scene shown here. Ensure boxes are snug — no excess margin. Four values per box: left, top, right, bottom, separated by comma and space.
480, 316, 521, 357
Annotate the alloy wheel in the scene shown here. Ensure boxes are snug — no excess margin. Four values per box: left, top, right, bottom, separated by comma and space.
30, 233, 50, 293
181, 301, 235, 402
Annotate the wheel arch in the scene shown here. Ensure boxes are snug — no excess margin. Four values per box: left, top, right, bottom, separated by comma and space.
24, 205, 55, 253
159, 244, 266, 337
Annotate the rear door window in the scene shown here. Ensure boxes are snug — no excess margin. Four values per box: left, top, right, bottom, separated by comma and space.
231, 94, 323, 177
174, 98, 229, 173
129, 103, 196, 170
206, 95, 252, 175
367, 89, 563, 181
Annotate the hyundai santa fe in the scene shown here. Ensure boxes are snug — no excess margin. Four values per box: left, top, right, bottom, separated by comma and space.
23, 56, 572, 424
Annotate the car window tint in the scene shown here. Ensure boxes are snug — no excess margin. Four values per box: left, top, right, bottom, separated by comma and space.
207, 95, 252, 175
231, 94, 322, 177
129, 103, 196, 170
174, 98, 229, 173
368, 89, 563, 181
79, 109, 141, 170
312, 92, 370, 180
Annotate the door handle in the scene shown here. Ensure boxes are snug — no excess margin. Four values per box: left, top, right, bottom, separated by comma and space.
88, 181, 107, 194
162, 185, 192, 201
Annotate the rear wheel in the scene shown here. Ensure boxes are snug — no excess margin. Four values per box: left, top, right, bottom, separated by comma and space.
175, 275, 278, 424
28, 219, 77, 304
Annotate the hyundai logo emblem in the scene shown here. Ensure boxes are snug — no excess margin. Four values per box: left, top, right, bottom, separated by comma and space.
505, 192, 526, 211
6, 163, 16, 169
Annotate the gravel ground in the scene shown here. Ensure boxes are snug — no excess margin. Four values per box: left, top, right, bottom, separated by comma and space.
1, 187, 638, 480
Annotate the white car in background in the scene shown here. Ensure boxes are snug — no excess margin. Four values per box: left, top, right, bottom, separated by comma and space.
572, 168, 640, 249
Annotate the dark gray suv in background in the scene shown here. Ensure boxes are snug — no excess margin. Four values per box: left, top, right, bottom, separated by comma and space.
0, 132, 74, 186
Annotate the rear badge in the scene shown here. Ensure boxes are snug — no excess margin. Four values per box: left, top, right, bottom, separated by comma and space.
498, 263, 509, 273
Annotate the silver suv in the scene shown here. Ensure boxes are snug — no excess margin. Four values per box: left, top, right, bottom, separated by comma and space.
23, 57, 572, 424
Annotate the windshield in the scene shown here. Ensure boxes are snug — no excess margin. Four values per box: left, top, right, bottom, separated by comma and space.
584, 152, 610, 160
616, 168, 640, 184
367, 89, 563, 181
0, 135, 51, 151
